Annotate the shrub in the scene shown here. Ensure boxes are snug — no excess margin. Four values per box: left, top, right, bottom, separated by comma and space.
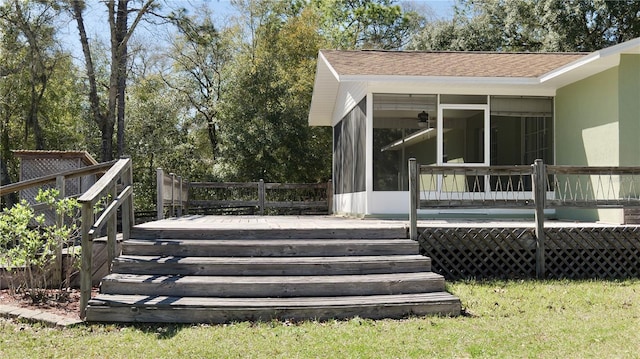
0, 189, 80, 302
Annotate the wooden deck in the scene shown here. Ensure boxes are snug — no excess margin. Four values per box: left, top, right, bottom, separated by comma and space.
135, 214, 626, 231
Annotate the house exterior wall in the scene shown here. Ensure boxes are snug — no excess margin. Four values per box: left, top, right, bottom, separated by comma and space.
555, 65, 624, 223
618, 54, 640, 167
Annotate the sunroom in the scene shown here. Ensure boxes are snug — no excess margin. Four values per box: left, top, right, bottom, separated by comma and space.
309, 39, 640, 221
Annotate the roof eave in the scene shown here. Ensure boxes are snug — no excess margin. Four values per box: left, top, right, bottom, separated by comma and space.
540, 37, 640, 87
308, 52, 340, 127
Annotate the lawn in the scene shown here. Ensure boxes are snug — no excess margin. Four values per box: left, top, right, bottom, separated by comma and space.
1, 279, 638, 358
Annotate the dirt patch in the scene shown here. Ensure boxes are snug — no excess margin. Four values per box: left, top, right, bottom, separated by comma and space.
0, 288, 97, 321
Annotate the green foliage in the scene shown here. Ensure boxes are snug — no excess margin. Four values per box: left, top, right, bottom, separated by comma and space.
217, 2, 331, 183
0, 0, 88, 191
311, 0, 423, 49
0, 189, 80, 302
408, 0, 640, 52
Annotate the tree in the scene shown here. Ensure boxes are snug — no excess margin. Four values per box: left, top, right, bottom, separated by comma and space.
408, 0, 640, 52
164, 6, 233, 159
0, 0, 84, 207
217, 0, 331, 182
69, 0, 157, 161
311, 0, 423, 50
0, 0, 60, 149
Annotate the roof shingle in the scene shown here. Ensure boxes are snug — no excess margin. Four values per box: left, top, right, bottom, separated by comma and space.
321, 50, 588, 78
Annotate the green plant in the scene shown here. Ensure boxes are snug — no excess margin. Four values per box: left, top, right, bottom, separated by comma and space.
0, 189, 80, 302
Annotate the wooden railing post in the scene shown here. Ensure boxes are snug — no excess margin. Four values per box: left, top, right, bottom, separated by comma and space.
79, 201, 93, 319
327, 180, 333, 215
533, 159, 546, 278
170, 173, 176, 218
156, 168, 164, 220
409, 158, 418, 241
52, 175, 65, 287
107, 185, 117, 271
123, 162, 134, 241
177, 176, 183, 217
258, 179, 265, 215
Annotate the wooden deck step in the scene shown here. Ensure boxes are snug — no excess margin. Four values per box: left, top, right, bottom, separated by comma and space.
112, 254, 431, 276
86, 292, 462, 323
86, 217, 461, 323
99, 272, 445, 298
121, 238, 419, 257
131, 227, 408, 240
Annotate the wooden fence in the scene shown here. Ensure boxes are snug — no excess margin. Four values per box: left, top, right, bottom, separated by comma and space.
156, 168, 333, 219
409, 158, 640, 279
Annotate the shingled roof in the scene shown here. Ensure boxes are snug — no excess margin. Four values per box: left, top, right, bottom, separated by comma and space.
321, 50, 588, 78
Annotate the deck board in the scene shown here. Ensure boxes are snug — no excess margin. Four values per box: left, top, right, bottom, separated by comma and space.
135, 215, 630, 231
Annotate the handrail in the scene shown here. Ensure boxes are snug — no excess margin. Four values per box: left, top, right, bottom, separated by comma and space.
157, 169, 333, 217
77, 158, 134, 318
0, 160, 116, 196
187, 179, 333, 216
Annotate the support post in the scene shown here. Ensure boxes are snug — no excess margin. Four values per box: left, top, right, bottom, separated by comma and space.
258, 179, 265, 215
170, 173, 176, 218
123, 163, 134, 241
327, 180, 333, 215
533, 159, 546, 278
106, 185, 117, 273
177, 176, 183, 217
156, 168, 164, 220
79, 201, 93, 319
52, 175, 65, 287
409, 158, 418, 241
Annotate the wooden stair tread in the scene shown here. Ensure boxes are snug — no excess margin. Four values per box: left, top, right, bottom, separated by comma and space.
89, 292, 460, 308
115, 254, 429, 264
123, 238, 417, 245
130, 227, 408, 240
103, 272, 443, 284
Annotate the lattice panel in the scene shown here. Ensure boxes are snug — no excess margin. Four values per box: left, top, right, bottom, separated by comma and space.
419, 226, 640, 280
20, 157, 82, 204
545, 227, 640, 279
418, 227, 537, 280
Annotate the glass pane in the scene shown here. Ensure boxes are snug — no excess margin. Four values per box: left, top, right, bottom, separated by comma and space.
440, 94, 487, 104
373, 94, 437, 191
442, 109, 485, 164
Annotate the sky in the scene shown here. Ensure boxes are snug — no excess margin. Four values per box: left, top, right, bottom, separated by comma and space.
58, 0, 456, 62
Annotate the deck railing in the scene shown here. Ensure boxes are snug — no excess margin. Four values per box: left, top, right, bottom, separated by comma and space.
77, 158, 134, 318
156, 168, 333, 217
409, 158, 640, 277
0, 160, 116, 288
156, 168, 188, 219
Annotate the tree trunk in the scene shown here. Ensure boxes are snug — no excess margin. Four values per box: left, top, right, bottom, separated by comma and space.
101, 119, 115, 162
116, 0, 128, 158
207, 116, 218, 159
72, 0, 155, 161
71, 0, 113, 161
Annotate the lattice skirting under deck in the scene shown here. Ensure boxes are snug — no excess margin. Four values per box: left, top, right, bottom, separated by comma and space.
419, 227, 640, 280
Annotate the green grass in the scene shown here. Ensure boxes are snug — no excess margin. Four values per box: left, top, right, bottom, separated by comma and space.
1, 279, 638, 358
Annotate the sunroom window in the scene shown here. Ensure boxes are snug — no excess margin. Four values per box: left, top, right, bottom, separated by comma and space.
372, 94, 554, 192
373, 94, 437, 191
